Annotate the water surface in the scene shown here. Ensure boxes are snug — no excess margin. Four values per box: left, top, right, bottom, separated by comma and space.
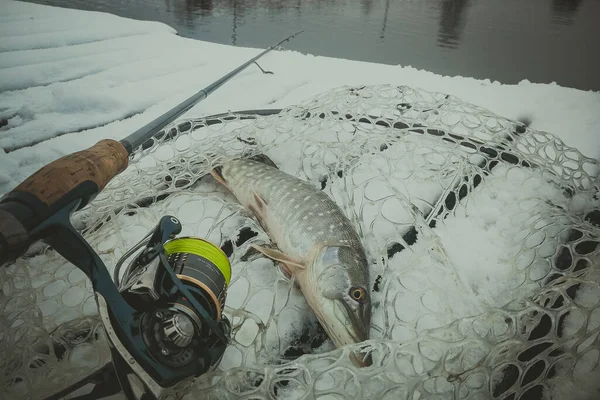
23, 0, 600, 91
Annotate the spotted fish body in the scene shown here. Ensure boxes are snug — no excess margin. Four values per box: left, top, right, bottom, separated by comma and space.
212, 158, 371, 360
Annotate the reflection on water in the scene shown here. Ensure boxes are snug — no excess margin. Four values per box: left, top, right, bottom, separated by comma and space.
18, 0, 600, 91
165, 0, 214, 27
231, 0, 238, 45
437, 0, 471, 49
379, 0, 390, 40
551, 0, 583, 25
361, 0, 376, 16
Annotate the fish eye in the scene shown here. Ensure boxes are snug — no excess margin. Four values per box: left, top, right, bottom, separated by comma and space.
349, 287, 366, 302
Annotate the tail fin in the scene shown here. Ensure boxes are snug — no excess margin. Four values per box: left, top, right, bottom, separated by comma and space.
211, 165, 228, 187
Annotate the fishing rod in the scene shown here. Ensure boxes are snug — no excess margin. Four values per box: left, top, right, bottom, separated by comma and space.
0, 29, 302, 266
122, 30, 303, 153
0, 31, 302, 400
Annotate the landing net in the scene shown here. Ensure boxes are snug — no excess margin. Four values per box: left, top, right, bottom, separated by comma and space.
1, 85, 599, 400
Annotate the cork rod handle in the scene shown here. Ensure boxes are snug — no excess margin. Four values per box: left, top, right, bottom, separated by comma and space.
0, 140, 129, 266
13, 139, 129, 206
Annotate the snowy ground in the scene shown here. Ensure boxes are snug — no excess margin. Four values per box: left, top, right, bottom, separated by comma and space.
1, 0, 599, 197
1, 1, 600, 400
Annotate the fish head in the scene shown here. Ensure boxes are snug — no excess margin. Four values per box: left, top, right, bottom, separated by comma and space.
307, 245, 372, 366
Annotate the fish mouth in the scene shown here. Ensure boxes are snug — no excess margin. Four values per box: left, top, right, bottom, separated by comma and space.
342, 300, 371, 343
323, 300, 372, 367
346, 319, 373, 368
349, 351, 373, 368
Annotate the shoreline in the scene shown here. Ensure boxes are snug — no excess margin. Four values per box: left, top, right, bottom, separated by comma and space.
0, 0, 598, 195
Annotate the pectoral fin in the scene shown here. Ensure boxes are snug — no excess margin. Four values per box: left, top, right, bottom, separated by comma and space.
240, 242, 277, 262
251, 244, 306, 276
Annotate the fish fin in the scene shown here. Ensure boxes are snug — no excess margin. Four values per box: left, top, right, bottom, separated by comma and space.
240, 245, 261, 262
211, 166, 228, 188
253, 191, 268, 213
240, 242, 277, 262
251, 244, 306, 272
247, 154, 279, 169
246, 191, 269, 231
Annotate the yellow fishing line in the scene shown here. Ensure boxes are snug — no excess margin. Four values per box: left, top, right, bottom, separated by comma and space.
164, 238, 231, 285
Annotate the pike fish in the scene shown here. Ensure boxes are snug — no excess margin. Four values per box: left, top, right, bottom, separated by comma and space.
211, 157, 372, 365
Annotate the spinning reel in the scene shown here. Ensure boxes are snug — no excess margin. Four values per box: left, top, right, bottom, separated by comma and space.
98, 215, 232, 399
113, 216, 232, 379
0, 195, 232, 399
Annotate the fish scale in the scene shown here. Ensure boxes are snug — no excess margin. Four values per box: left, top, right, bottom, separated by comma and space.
221, 159, 363, 259
214, 157, 372, 364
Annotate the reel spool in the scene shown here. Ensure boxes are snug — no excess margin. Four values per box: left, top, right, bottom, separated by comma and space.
164, 237, 231, 324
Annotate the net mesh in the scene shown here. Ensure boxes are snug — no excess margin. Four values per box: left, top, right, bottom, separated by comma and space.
2, 84, 600, 400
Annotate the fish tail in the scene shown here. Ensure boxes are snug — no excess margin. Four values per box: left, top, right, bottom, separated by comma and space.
211, 165, 228, 187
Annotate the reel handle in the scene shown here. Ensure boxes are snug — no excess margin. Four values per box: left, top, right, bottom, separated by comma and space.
0, 139, 129, 265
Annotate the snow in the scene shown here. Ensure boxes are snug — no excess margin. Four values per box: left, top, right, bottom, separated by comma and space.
1, 0, 600, 399
434, 165, 569, 307
1, 0, 599, 197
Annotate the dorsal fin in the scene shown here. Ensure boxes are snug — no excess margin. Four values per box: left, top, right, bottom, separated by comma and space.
247, 154, 279, 169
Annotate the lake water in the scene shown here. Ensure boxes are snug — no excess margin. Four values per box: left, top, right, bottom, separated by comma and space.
23, 0, 600, 91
